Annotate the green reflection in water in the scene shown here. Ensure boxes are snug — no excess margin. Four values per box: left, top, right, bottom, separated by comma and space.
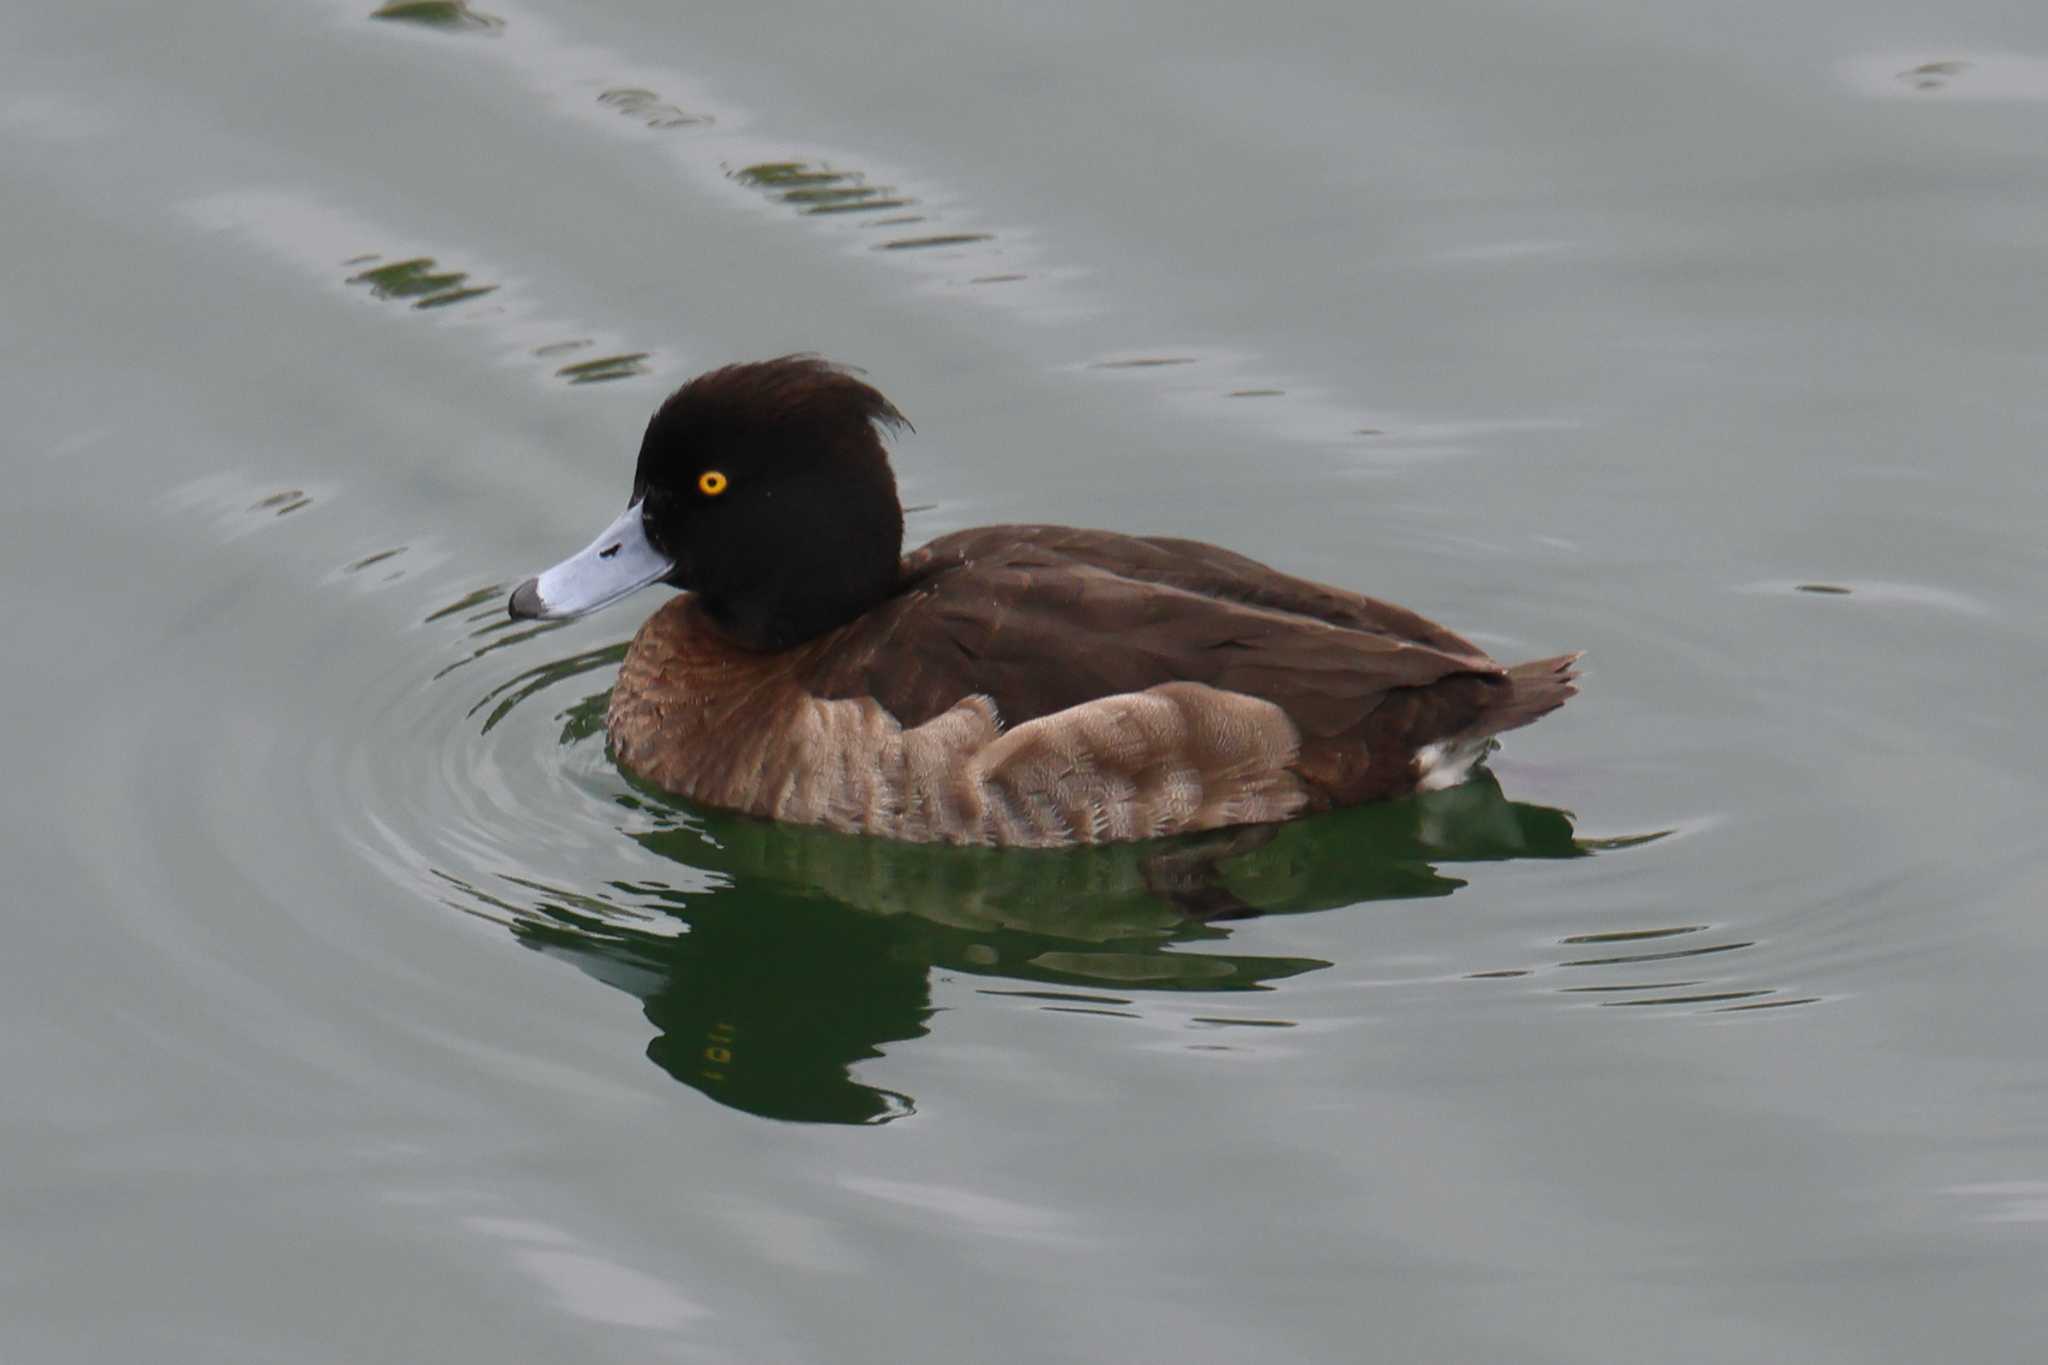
732, 162, 916, 219
424, 583, 505, 624
598, 87, 710, 130
343, 256, 644, 384
557, 353, 652, 386
251, 489, 311, 516
369, 1, 504, 34
413, 284, 497, 310
875, 232, 994, 252
347, 256, 497, 310
480, 771, 1591, 1126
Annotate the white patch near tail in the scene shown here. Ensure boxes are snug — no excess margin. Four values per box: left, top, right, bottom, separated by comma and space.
1412, 737, 1494, 792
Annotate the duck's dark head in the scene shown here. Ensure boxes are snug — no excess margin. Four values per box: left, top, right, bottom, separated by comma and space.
508, 356, 909, 650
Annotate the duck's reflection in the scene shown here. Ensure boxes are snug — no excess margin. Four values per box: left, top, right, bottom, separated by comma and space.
500, 771, 1586, 1124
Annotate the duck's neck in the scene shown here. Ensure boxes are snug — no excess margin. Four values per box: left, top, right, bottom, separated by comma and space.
695, 476, 906, 651
699, 569, 895, 651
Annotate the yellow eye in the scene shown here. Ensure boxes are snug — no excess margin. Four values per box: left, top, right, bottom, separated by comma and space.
698, 470, 729, 496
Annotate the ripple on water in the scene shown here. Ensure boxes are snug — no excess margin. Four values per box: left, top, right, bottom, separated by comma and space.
1074, 348, 1548, 451
730, 162, 915, 220
598, 87, 711, 131
1839, 51, 2048, 101
344, 251, 648, 382
348, 256, 499, 311
329, 582, 1685, 1123
369, 1, 504, 35
555, 353, 652, 386
1743, 577, 1992, 616
183, 190, 658, 388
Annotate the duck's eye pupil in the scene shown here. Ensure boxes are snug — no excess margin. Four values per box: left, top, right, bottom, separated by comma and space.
698, 470, 729, 496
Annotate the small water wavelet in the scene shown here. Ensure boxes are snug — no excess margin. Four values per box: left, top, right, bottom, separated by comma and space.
348, 255, 499, 310
183, 190, 660, 388
1841, 51, 2048, 101
597, 87, 711, 131
370, 1, 504, 35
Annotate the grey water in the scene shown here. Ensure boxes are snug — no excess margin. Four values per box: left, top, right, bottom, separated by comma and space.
7, 0, 2048, 1359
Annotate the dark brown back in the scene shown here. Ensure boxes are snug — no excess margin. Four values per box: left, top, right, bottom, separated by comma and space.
789, 526, 1515, 804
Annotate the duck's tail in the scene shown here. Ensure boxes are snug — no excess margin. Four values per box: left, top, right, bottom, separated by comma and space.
1488, 651, 1582, 736
1410, 652, 1582, 793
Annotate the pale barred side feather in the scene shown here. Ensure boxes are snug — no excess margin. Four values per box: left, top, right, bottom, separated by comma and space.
962, 675, 1302, 839
611, 656, 1306, 846
933, 682, 1305, 845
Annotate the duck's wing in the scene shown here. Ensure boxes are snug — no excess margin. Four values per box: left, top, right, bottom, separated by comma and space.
805, 526, 1510, 745
1067, 528, 1496, 667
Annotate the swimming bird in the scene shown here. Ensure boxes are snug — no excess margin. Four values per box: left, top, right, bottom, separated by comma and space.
509, 356, 1578, 847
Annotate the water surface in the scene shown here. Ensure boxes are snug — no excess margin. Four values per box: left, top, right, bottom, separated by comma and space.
7, 0, 2048, 1360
